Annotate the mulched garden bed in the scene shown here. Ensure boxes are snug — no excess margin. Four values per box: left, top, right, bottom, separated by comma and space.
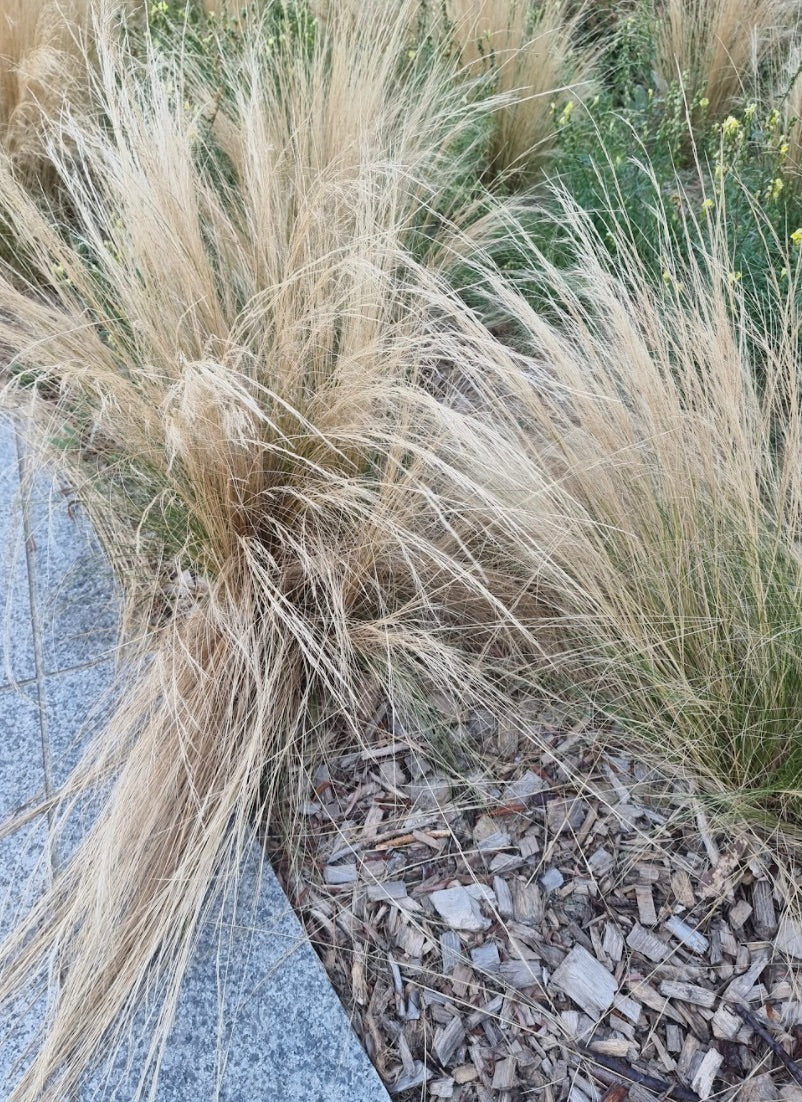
271, 700, 802, 1101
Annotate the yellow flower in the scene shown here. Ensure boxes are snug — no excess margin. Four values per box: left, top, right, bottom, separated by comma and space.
699, 97, 710, 110
722, 115, 740, 138
701, 198, 713, 214
769, 177, 784, 202
780, 141, 790, 157
791, 228, 802, 246
559, 100, 575, 125
728, 271, 742, 285
744, 102, 757, 122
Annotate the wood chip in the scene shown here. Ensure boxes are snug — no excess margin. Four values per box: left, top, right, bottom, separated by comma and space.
627, 922, 670, 962
752, 880, 778, 938
677, 1032, 700, 1081
635, 884, 658, 926
540, 867, 564, 892
665, 1023, 683, 1052
551, 945, 617, 1019
434, 1014, 466, 1065
471, 943, 501, 972
612, 993, 642, 1024
671, 869, 696, 908
665, 916, 709, 955
324, 862, 358, 885
729, 898, 753, 930
430, 886, 490, 932
440, 930, 462, 974
711, 1002, 741, 1040
512, 879, 543, 924
776, 913, 802, 960
493, 875, 513, 919
690, 1048, 723, 1100
602, 922, 625, 963
491, 1056, 517, 1090
658, 980, 717, 1009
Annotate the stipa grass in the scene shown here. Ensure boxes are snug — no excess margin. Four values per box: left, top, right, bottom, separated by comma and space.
0, 0, 128, 181
470, 181, 802, 831
444, 0, 597, 187
653, 0, 799, 119
0, 7, 560, 1098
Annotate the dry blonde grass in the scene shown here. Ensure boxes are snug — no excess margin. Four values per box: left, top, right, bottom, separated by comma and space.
0, 6, 556, 1097
445, 0, 596, 185
458, 174, 802, 829
654, 0, 798, 117
0, 0, 110, 178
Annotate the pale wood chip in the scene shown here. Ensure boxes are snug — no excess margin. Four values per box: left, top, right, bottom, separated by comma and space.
367, 880, 408, 902
665, 1023, 683, 1052
589, 1037, 632, 1058
690, 1048, 723, 1100
440, 930, 462, 974
612, 992, 642, 1023
493, 874, 513, 919
635, 884, 658, 926
776, 913, 802, 960
627, 979, 686, 1025
506, 770, 546, 799
627, 922, 670, 962
725, 950, 769, 1000
711, 1002, 743, 1041
540, 867, 564, 892
671, 869, 696, 908
546, 796, 587, 833
491, 1055, 517, 1090
677, 1031, 701, 1081
433, 1014, 466, 1065
477, 830, 512, 853
511, 878, 543, 924
658, 980, 717, 1009
551, 945, 617, 1019
741, 1074, 778, 1101
470, 942, 501, 972
602, 922, 625, 963
588, 847, 614, 877
430, 886, 490, 932
729, 898, 753, 930
498, 959, 542, 990
324, 862, 358, 885
665, 916, 709, 955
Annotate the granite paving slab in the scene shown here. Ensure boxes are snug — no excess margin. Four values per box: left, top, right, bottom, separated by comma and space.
0, 684, 53, 1097
22, 463, 119, 675
0, 428, 391, 1102
0, 421, 36, 687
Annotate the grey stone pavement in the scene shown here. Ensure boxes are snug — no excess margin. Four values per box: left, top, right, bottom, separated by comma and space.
0, 417, 390, 1102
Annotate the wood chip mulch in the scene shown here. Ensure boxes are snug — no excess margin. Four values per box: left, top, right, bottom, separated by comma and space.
270, 702, 802, 1102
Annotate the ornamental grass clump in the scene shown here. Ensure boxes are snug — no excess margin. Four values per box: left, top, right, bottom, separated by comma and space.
0, 6, 561, 1097
0, 0, 112, 180
653, 0, 798, 119
445, 0, 597, 186
479, 181, 802, 830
